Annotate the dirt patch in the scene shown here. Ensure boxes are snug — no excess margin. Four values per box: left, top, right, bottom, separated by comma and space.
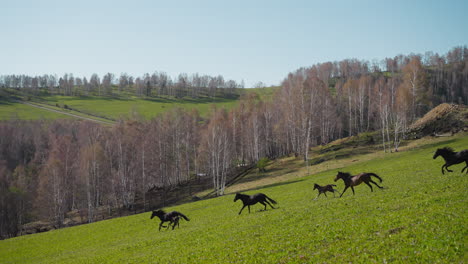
408, 103, 468, 138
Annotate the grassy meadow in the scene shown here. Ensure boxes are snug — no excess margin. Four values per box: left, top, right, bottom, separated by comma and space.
0, 135, 467, 263
37, 95, 240, 120
0, 87, 277, 121
0, 101, 72, 120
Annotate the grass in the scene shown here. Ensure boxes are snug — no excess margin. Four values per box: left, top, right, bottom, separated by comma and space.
23, 101, 115, 124
36, 95, 240, 120
1, 134, 466, 263
0, 87, 277, 121
244, 86, 279, 101
0, 101, 73, 120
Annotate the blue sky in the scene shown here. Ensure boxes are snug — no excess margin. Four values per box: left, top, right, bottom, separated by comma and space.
1, 0, 467, 87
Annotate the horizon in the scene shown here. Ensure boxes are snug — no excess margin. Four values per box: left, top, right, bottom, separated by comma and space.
1, 0, 467, 87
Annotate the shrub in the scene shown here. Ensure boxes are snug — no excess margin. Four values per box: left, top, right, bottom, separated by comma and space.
256, 157, 269, 172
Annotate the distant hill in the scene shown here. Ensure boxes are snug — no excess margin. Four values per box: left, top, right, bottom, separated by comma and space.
0, 87, 276, 121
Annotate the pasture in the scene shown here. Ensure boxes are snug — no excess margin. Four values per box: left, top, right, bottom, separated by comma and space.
37, 95, 240, 120
0, 101, 72, 120
0, 135, 466, 263
0, 87, 276, 121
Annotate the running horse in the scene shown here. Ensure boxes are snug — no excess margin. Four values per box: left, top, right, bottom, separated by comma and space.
312, 183, 340, 199
233, 193, 277, 215
433, 147, 468, 174
334, 172, 384, 197
150, 209, 190, 231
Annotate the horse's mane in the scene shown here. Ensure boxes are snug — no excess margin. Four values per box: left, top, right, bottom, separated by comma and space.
440, 147, 455, 153
338, 172, 352, 177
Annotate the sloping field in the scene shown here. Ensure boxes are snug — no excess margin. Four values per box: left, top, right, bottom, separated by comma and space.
0, 101, 73, 120
37, 95, 239, 120
0, 88, 277, 121
0, 135, 466, 263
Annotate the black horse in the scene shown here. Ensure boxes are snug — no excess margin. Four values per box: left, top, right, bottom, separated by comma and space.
433, 147, 468, 174
150, 209, 190, 231
313, 183, 340, 199
234, 193, 277, 215
334, 172, 384, 197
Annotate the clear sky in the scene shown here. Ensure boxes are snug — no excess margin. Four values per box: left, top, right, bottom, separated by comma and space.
1, 0, 467, 87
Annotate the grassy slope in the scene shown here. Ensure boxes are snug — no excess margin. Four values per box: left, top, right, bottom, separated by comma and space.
1, 134, 466, 263
0, 87, 276, 121
0, 101, 73, 120
37, 95, 240, 120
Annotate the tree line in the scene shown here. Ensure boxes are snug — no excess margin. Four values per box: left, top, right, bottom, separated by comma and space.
1, 46, 467, 239
0, 72, 245, 99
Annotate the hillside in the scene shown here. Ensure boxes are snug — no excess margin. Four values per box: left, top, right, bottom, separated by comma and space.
0, 133, 466, 263
0, 101, 75, 120
0, 87, 276, 121
408, 103, 468, 137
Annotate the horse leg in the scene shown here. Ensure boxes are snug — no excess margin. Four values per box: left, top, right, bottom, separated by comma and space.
462, 161, 468, 173
265, 200, 274, 209
172, 219, 179, 230
314, 192, 322, 200
340, 186, 349, 197
446, 164, 453, 172
369, 179, 384, 189
170, 219, 177, 230
351, 186, 355, 195
441, 165, 445, 174
324, 192, 328, 197
333, 189, 341, 197
260, 201, 267, 211
365, 182, 373, 192
238, 205, 246, 215
159, 222, 164, 231
248, 205, 251, 214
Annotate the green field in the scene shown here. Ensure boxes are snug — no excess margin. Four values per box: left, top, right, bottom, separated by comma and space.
0, 101, 72, 120
0, 88, 278, 121
0, 135, 466, 263
37, 95, 240, 120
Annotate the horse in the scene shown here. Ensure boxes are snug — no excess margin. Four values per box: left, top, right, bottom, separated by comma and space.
234, 193, 277, 215
334, 172, 383, 197
150, 209, 190, 231
433, 147, 468, 174
313, 183, 340, 199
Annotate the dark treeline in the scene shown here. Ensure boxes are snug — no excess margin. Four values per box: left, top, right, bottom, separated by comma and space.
1, 46, 467, 239
0, 72, 245, 99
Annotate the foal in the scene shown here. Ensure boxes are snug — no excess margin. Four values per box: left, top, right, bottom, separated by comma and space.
234, 193, 277, 215
150, 209, 190, 231
313, 183, 340, 199
433, 147, 468, 174
334, 171, 384, 197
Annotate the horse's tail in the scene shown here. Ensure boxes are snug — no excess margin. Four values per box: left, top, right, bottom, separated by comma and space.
265, 195, 277, 204
368, 173, 383, 183
176, 212, 190, 221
